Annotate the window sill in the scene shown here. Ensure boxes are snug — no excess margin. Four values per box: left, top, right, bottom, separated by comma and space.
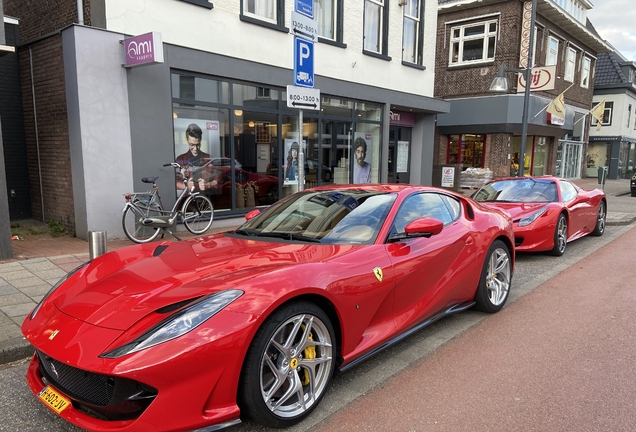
319, 37, 346, 49
446, 60, 494, 70
363, 50, 391, 62
402, 61, 426, 70
240, 15, 288, 33
180, 0, 214, 8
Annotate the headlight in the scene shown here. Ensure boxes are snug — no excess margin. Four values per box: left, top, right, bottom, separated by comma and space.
100, 290, 243, 358
30, 263, 88, 320
517, 207, 548, 227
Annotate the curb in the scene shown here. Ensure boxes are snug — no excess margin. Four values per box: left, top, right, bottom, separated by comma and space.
0, 337, 33, 365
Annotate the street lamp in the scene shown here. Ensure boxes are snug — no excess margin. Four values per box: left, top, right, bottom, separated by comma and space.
488, 0, 537, 177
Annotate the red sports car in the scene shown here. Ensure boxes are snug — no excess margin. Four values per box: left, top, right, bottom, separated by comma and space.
472, 176, 607, 256
22, 185, 514, 431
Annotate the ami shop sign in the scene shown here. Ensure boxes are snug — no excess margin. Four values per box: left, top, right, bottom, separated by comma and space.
123, 32, 164, 68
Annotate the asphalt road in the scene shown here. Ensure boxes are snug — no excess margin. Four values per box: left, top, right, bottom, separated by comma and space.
0, 223, 633, 432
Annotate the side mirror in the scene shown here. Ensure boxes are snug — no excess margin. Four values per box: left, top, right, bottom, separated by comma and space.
404, 217, 444, 237
245, 209, 261, 221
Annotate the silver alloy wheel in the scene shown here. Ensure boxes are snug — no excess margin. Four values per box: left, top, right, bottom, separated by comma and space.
556, 216, 567, 254
259, 313, 333, 419
485, 247, 511, 306
597, 202, 606, 233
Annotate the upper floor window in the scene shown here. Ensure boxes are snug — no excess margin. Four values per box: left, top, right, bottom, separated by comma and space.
546, 36, 559, 66
315, 0, 344, 43
364, 0, 388, 55
581, 56, 591, 88
590, 101, 613, 127
402, 0, 424, 65
627, 104, 632, 129
449, 19, 497, 66
241, 0, 284, 28
565, 48, 576, 82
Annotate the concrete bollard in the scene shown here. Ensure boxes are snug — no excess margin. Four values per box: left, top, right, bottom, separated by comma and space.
89, 231, 107, 260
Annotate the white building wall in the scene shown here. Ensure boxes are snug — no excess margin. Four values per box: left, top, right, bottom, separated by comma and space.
591, 93, 636, 137
103, 0, 436, 97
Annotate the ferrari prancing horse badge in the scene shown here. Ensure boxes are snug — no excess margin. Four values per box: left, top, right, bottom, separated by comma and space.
373, 267, 383, 282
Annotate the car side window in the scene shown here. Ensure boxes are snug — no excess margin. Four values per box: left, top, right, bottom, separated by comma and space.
392, 193, 455, 234
559, 180, 577, 202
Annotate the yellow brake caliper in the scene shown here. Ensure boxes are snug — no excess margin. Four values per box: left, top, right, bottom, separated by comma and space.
301, 324, 316, 385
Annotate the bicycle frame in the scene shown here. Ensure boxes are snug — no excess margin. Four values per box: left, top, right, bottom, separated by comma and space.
123, 184, 201, 229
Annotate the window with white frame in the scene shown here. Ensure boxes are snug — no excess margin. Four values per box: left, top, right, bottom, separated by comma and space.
581, 56, 591, 88
590, 101, 613, 127
449, 19, 498, 66
565, 48, 576, 82
547, 36, 559, 66
364, 0, 386, 54
402, 0, 423, 64
315, 0, 337, 40
242, 0, 278, 24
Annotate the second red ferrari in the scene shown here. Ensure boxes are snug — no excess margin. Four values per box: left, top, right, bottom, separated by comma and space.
472, 176, 607, 256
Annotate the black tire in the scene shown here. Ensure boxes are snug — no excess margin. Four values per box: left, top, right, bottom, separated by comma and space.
239, 301, 336, 428
122, 204, 161, 243
549, 213, 568, 256
182, 195, 214, 235
591, 200, 606, 236
473, 240, 512, 313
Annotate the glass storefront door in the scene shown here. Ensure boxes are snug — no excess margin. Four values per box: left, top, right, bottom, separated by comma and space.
556, 140, 583, 179
389, 126, 411, 183
321, 121, 353, 184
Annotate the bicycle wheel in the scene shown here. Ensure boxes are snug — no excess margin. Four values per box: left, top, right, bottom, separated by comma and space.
182, 194, 214, 235
122, 203, 162, 243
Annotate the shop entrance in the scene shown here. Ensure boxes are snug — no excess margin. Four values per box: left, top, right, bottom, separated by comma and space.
389, 126, 411, 183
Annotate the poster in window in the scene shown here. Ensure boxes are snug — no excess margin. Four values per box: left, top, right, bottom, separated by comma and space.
397, 141, 409, 173
173, 118, 221, 194
283, 139, 306, 184
353, 133, 372, 183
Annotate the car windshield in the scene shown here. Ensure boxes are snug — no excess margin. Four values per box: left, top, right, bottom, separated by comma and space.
472, 179, 558, 203
236, 190, 397, 245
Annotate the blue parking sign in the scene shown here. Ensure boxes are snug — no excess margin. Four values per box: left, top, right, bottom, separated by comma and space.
295, 0, 314, 18
294, 37, 314, 88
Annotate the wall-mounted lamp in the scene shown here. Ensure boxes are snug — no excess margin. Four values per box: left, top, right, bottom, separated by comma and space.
248, 121, 255, 128
173, 112, 178, 119
234, 109, 243, 117
397, 0, 407, 6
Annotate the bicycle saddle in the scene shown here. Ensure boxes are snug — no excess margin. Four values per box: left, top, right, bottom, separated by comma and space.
141, 176, 159, 184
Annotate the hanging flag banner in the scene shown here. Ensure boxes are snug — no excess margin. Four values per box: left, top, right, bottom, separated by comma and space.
590, 100, 606, 131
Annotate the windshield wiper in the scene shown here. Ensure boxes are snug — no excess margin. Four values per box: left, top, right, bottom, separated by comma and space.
290, 233, 322, 243
233, 228, 256, 236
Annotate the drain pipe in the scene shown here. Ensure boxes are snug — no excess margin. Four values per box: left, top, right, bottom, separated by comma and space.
77, 0, 84, 25
28, 47, 45, 223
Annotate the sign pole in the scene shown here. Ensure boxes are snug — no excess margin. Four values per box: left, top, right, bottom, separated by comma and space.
298, 109, 305, 191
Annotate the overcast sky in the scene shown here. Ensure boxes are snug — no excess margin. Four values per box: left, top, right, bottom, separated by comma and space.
587, 0, 636, 61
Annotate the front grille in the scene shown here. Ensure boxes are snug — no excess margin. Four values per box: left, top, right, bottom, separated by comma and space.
37, 350, 158, 420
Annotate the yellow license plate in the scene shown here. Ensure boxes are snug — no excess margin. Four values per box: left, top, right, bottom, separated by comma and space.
37, 385, 71, 414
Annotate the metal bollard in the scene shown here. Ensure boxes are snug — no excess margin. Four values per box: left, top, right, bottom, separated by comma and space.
89, 231, 107, 260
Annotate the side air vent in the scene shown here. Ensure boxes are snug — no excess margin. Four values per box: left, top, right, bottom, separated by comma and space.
153, 245, 169, 257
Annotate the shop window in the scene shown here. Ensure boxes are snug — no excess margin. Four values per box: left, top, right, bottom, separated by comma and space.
233, 83, 279, 109
241, 0, 284, 29
565, 48, 576, 82
363, 0, 389, 57
171, 73, 229, 104
355, 102, 382, 122
449, 19, 497, 66
581, 57, 591, 88
446, 134, 485, 169
402, 0, 424, 66
590, 101, 613, 127
546, 36, 559, 66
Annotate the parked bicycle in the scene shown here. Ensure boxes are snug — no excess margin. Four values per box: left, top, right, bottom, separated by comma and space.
122, 162, 214, 243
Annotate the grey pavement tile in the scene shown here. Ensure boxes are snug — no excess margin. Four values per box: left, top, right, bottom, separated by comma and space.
32, 269, 66, 280
0, 286, 19, 296
18, 285, 51, 298
0, 262, 23, 272
0, 293, 32, 307
0, 278, 8, 287
31, 296, 44, 303
11, 315, 27, 326
20, 260, 58, 271
0, 324, 23, 342
6, 277, 47, 289
44, 278, 60, 285
0, 302, 37, 318
0, 269, 33, 281
0, 313, 13, 326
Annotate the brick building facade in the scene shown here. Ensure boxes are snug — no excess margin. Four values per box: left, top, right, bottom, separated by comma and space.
433, 0, 609, 188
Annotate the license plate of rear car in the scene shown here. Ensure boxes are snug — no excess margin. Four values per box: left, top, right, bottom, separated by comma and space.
37, 385, 71, 414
